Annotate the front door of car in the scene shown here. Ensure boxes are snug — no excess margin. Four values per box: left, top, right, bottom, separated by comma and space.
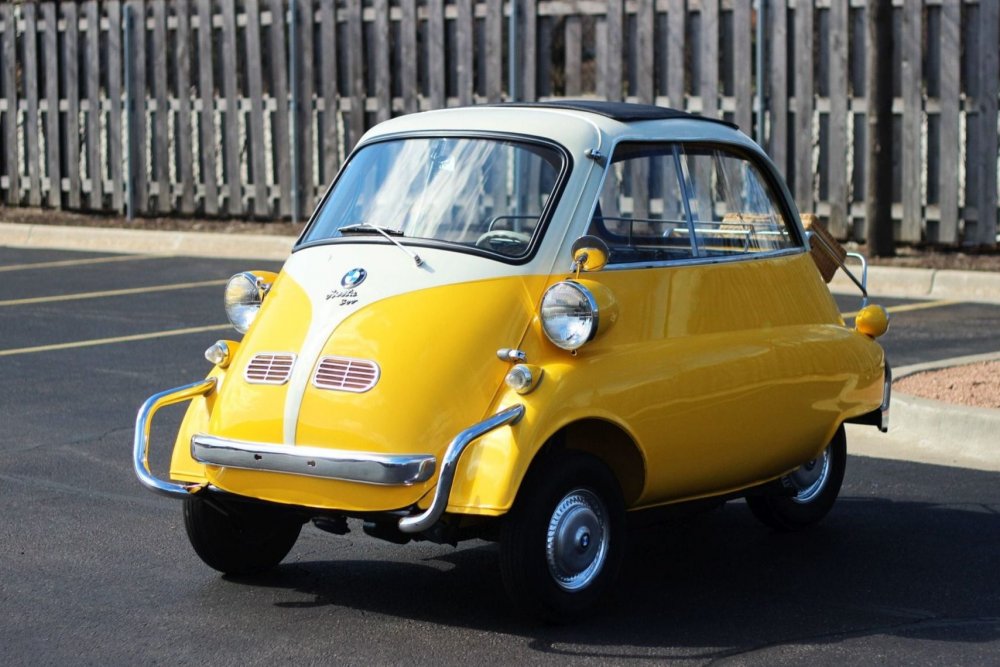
584, 141, 843, 503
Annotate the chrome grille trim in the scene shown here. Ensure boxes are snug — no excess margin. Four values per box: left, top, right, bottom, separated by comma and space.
312, 356, 380, 393
244, 352, 296, 385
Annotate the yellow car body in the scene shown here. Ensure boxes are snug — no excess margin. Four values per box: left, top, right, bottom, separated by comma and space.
134, 101, 888, 618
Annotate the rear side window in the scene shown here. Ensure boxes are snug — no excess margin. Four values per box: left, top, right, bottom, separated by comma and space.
590, 142, 797, 265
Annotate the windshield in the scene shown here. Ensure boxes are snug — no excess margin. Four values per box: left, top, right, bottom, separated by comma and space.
301, 137, 565, 259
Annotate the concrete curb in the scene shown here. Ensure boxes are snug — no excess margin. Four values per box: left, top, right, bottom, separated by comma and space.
848, 352, 1000, 472
0, 222, 295, 261
830, 265, 1000, 305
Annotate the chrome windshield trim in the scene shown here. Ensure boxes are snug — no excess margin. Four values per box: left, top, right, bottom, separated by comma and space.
398, 404, 525, 534
133, 378, 218, 498
191, 435, 436, 486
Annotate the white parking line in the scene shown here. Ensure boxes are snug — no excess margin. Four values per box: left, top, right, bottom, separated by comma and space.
0, 279, 227, 307
0, 253, 161, 272
0, 324, 231, 357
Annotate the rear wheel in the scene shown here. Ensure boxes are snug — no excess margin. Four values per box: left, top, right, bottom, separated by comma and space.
183, 496, 303, 576
499, 451, 625, 621
746, 426, 847, 531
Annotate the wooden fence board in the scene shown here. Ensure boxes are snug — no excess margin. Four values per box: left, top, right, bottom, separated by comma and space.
151, 0, 169, 213
456, 0, 474, 106
768, 0, 788, 178
2, 4, 19, 204
485, 0, 503, 102
346, 0, 364, 150
900, 0, 923, 242
196, 0, 218, 215
85, 1, 101, 209
428, 0, 445, 108
937, 0, 960, 244
667, 0, 685, 109
107, 0, 123, 211
320, 0, 339, 182
175, 0, 195, 215
827, 0, 849, 237
605, 0, 623, 101
564, 15, 582, 97
295, 0, 315, 211
64, 2, 81, 208
267, 0, 291, 217
127, 0, 148, 212
220, 0, 242, 215
977, 0, 999, 245
23, 3, 41, 207
522, 0, 537, 102
733, 0, 752, 132
245, 0, 268, 217
793, 0, 813, 211
42, 2, 60, 208
400, 0, 419, 111
636, 0, 654, 104
700, 0, 719, 118
375, 0, 392, 120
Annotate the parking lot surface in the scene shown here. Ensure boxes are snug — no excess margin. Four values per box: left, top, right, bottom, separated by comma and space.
1, 248, 998, 664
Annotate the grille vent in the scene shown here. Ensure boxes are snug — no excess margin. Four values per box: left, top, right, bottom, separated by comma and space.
312, 356, 380, 393
244, 353, 296, 385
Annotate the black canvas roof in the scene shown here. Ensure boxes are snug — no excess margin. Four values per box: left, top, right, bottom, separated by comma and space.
486, 100, 738, 129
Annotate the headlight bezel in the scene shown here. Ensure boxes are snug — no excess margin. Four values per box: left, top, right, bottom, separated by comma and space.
224, 272, 270, 334
539, 280, 600, 351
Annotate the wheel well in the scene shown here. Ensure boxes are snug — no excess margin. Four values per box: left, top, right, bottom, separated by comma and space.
536, 419, 646, 506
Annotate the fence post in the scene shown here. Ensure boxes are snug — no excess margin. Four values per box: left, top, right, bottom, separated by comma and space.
124, 3, 136, 221
289, 0, 300, 223
509, 0, 518, 101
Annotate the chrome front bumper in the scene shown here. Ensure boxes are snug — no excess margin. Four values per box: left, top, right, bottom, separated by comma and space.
190, 435, 436, 486
134, 379, 524, 532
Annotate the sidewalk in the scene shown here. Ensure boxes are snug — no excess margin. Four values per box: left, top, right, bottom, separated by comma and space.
2, 219, 998, 473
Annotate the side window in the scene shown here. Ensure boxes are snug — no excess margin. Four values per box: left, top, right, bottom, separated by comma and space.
680, 146, 795, 256
588, 143, 695, 264
590, 142, 797, 265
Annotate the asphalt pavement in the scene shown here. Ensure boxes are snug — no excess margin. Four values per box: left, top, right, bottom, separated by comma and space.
0, 246, 998, 664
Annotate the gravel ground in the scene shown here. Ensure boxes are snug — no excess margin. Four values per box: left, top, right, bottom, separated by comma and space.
895, 361, 1000, 409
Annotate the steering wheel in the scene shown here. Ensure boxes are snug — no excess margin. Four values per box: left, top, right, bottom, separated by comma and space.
475, 230, 532, 255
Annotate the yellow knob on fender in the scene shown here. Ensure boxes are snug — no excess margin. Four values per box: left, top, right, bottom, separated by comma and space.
855, 304, 889, 338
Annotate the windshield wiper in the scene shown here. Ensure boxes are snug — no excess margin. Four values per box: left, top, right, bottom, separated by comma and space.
338, 224, 423, 267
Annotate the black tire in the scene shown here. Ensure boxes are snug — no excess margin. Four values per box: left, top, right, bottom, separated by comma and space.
746, 425, 847, 531
183, 496, 303, 576
499, 451, 626, 621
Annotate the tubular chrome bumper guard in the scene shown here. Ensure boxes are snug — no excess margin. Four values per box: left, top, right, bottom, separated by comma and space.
398, 403, 525, 533
133, 378, 218, 498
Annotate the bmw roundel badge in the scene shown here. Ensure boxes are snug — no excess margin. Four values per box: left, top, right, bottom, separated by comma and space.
341, 267, 367, 288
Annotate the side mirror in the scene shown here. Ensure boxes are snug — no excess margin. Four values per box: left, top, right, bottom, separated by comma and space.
570, 235, 610, 273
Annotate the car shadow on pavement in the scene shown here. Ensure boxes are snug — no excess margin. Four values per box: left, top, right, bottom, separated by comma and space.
232, 493, 1000, 659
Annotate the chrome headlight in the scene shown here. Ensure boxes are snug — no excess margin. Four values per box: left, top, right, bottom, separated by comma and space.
224, 272, 266, 334
540, 281, 598, 351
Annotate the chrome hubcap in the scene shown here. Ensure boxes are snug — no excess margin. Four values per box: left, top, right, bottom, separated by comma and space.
546, 489, 609, 592
785, 446, 832, 504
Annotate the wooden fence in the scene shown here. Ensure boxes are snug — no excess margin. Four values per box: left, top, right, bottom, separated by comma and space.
0, 0, 996, 246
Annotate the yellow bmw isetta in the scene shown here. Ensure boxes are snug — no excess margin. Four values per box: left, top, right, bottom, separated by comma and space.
135, 101, 889, 619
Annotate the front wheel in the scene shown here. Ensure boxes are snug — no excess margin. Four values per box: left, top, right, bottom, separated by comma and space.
746, 425, 847, 531
499, 451, 626, 621
183, 496, 303, 576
